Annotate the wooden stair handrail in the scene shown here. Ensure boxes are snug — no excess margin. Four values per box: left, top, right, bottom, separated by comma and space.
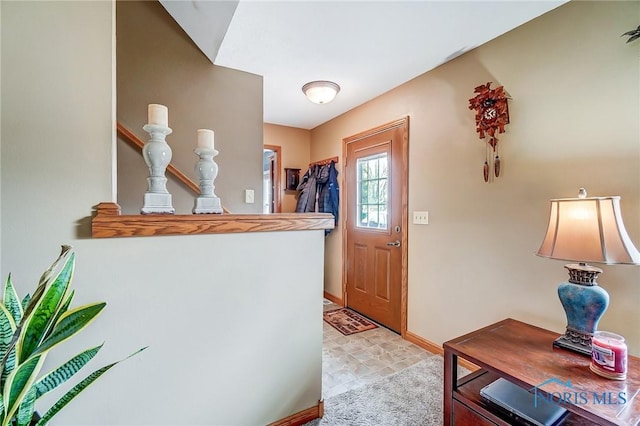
116, 122, 230, 214
117, 122, 199, 194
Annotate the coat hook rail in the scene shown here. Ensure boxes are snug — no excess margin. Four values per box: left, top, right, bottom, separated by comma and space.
309, 156, 339, 167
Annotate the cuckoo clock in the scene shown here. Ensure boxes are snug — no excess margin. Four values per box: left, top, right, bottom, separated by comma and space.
468, 82, 510, 182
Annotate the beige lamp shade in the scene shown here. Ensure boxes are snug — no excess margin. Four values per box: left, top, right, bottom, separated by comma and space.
537, 192, 640, 265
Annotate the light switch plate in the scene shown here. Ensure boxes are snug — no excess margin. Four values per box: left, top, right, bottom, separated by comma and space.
413, 211, 429, 225
245, 189, 255, 203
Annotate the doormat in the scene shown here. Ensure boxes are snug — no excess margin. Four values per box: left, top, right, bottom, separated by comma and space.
323, 308, 378, 336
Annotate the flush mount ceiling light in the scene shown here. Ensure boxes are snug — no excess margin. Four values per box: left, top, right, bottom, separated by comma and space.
302, 80, 340, 104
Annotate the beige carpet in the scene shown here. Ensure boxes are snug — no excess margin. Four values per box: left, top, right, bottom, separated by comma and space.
305, 355, 455, 426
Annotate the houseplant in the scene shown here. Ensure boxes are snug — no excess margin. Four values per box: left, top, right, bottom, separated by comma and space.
622, 25, 640, 43
0, 245, 145, 426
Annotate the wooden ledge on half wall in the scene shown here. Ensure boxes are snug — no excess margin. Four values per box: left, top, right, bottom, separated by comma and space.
91, 202, 335, 238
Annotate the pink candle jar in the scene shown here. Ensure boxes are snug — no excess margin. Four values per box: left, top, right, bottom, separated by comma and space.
590, 331, 627, 380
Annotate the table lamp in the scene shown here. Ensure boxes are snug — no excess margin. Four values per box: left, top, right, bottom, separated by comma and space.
537, 188, 640, 355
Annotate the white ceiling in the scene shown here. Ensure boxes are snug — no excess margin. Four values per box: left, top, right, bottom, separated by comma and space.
162, 1, 567, 130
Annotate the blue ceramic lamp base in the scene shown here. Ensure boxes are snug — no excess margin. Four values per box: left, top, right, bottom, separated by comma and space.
553, 263, 609, 356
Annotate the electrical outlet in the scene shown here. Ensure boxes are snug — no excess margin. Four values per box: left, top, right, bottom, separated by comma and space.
245, 189, 255, 203
413, 211, 429, 225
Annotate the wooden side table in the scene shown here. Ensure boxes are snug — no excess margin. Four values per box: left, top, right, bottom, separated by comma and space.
443, 319, 640, 425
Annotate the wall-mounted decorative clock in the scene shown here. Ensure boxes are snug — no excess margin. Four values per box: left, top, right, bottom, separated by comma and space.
468, 82, 510, 182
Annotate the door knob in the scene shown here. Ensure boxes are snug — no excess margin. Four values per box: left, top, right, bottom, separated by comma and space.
387, 240, 401, 247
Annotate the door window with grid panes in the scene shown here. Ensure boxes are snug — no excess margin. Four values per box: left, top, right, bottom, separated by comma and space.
356, 153, 388, 230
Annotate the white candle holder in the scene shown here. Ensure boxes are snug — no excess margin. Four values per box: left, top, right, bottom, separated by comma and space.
193, 147, 223, 214
141, 123, 175, 214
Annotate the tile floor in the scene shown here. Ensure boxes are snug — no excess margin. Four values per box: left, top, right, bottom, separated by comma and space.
322, 300, 435, 398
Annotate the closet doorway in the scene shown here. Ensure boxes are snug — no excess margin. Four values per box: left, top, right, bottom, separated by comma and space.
263, 145, 281, 213
342, 118, 409, 334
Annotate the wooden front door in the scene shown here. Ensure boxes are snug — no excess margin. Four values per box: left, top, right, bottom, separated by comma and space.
343, 118, 408, 333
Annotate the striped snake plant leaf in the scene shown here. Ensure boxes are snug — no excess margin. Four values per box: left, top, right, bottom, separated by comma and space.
34, 344, 103, 399
35, 246, 72, 292
2, 355, 45, 426
38, 255, 75, 344
31, 303, 105, 358
0, 392, 5, 425
50, 290, 74, 335
15, 386, 36, 426
0, 280, 21, 386
35, 346, 148, 426
19, 253, 75, 363
3, 275, 23, 326
19, 246, 71, 326
20, 295, 30, 313
0, 305, 17, 388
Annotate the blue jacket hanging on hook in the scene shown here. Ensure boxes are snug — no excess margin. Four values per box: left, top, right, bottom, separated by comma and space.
318, 161, 339, 235
296, 161, 339, 235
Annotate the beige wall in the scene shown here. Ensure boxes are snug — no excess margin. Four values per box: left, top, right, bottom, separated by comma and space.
117, 1, 263, 214
313, 1, 640, 354
1, 1, 323, 424
264, 123, 311, 212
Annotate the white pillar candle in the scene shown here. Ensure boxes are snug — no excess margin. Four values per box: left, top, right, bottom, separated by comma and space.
148, 104, 168, 127
197, 129, 215, 150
